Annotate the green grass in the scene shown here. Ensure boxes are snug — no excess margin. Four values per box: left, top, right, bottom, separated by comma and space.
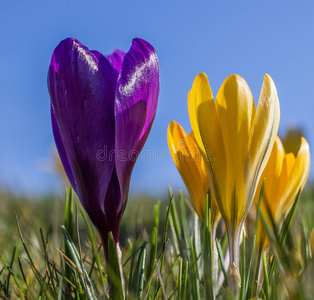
0, 183, 314, 299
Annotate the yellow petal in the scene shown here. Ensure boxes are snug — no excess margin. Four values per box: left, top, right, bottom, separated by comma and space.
191, 74, 228, 224
277, 152, 295, 205
282, 153, 296, 179
167, 121, 220, 223
189, 131, 221, 225
246, 74, 280, 223
215, 74, 255, 175
215, 74, 255, 226
188, 73, 213, 153
258, 137, 285, 219
275, 137, 310, 221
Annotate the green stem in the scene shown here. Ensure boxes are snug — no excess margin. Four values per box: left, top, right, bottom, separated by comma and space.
226, 224, 242, 296
227, 225, 241, 267
211, 222, 219, 294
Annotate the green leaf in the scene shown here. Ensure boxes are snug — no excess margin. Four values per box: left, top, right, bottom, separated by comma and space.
262, 252, 270, 300
79, 206, 106, 294
147, 202, 160, 279
107, 232, 124, 300
65, 187, 75, 240
280, 188, 301, 247
182, 260, 188, 300
131, 243, 146, 299
179, 191, 190, 259
15, 212, 47, 293
5, 246, 16, 296
177, 258, 183, 300
245, 180, 264, 298
169, 188, 182, 256
203, 194, 215, 300
190, 237, 200, 300
240, 231, 246, 300
160, 190, 173, 275
64, 188, 75, 295
0, 255, 26, 296
61, 226, 97, 300
216, 239, 227, 287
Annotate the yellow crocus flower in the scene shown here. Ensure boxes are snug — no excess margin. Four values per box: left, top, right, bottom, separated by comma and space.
252, 136, 310, 249
188, 73, 280, 272
167, 121, 221, 228
168, 121, 223, 290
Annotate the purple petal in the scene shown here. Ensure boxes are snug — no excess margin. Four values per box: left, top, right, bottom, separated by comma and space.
51, 106, 77, 192
105, 49, 126, 74
114, 100, 147, 209
114, 38, 160, 211
87, 165, 121, 246
48, 38, 118, 215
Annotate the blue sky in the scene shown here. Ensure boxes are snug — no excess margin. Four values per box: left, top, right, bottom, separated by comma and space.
0, 1, 313, 196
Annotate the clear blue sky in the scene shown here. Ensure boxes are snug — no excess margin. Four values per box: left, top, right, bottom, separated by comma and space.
0, 0, 313, 196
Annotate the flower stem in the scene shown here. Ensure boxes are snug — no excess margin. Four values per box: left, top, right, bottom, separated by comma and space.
211, 222, 219, 294
227, 225, 241, 267
100, 231, 125, 299
226, 224, 242, 296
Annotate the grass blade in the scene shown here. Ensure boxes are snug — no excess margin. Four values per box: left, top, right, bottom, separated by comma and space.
190, 237, 200, 300
61, 225, 97, 300
0, 255, 26, 296
203, 194, 215, 300
107, 232, 124, 300
280, 188, 301, 247
131, 244, 146, 299
177, 258, 183, 300
179, 191, 190, 259
262, 252, 270, 300
147, 202, 160, 279
79, 206, 106, 294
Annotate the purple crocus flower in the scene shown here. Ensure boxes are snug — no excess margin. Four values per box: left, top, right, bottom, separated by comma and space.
48, 38, 159, 254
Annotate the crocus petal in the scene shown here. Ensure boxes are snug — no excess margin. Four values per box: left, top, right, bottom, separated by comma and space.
276, 152, 295, 206
190, 131, 220, 224
269, 137, 286, 201
244, 76, 280, 252
281, 153, 296, 180
48, 38, 117, 217
51, 106, 77, 192
191, 74, 228, 223
98, 166, 121, 244
91, 50, 121, 88
105, 49, 126, 74
275, 137, 310, 221
167, 121, 220, 224
215, 75, 255, 226
257, 137, 285, 218
115, 38, 159, 212
250, 137, 285, 251
168, 121, 206, 219
188, 73, 214, 154
246, 74, 280, 223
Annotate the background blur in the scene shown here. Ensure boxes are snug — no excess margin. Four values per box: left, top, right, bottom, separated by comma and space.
0, 0, 313, 197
